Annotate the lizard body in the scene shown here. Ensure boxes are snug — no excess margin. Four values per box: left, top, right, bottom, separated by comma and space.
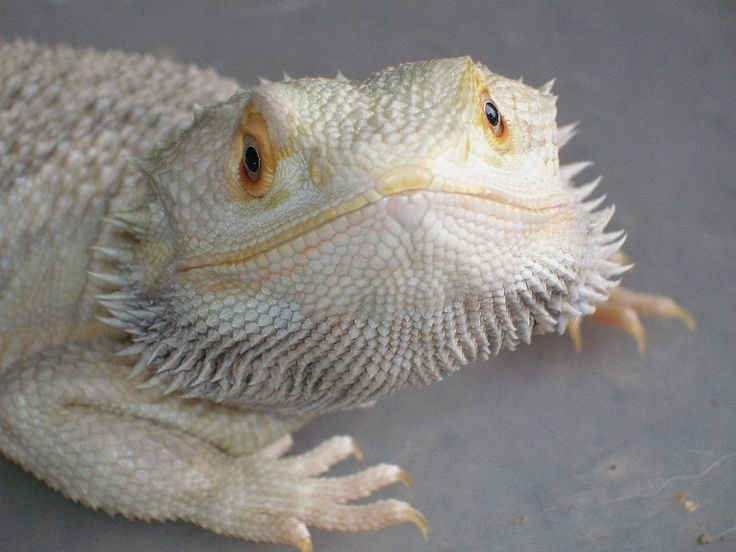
0, 41, 690, 550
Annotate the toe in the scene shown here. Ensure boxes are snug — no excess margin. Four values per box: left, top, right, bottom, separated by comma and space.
284, 435, 363, 476
316, 463, 412, 503
303, 499, 430, 538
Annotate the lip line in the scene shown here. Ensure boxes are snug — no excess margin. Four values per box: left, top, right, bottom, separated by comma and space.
180, 187, 565, 272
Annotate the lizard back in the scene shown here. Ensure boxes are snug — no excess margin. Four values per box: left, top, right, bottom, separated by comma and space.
0, 40, 237, 366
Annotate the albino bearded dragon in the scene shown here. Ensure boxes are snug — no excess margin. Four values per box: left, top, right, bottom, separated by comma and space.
0, 41, 692, 551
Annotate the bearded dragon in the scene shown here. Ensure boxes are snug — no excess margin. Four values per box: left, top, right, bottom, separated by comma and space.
0, 41, 693, 551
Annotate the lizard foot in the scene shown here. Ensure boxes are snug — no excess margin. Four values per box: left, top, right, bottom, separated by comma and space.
204, 434, 429, 551
568, 285, 695, 353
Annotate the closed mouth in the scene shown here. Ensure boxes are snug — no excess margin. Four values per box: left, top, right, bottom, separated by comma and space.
181, 167, 566, 272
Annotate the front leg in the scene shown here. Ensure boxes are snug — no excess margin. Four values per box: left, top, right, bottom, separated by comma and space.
568, 252, 695, 352
0, 341, 427, 551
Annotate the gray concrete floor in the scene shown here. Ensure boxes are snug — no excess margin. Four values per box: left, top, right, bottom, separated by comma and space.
1, 1, 734, 551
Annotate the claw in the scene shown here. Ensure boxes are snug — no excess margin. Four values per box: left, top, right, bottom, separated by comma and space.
567, 317, 583, 353
351, 440, 365, 462
568, 284, 693, 353
405, 506, 431, 540
397, 468, 413, 488
296, 534, 313, 552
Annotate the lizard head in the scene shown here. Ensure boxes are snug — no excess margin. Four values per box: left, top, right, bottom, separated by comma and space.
104, 57, 624, 412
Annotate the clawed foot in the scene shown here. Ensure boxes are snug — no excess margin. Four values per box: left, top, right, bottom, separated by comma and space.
204, 435, 428, 551
568, 284, 695, 353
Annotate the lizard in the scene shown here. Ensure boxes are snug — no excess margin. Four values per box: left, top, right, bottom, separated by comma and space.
0, 40, 693, 551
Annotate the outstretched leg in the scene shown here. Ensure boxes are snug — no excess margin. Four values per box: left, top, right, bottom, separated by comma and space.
0, 340, 427, 551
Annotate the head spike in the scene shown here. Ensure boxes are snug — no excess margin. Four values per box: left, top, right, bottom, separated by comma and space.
540, 78, 556, 95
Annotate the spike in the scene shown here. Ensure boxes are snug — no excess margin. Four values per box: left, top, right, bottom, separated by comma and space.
601, 260, 633, 277
88, 271, 128, 286
102, 216, 131, 230
599, 228, 626, 244
591, 205, 616, 231
116, 342, 147, 356
258, 76, 272, 85
282, 72, 293, 81
91, 245, 131, 262
137, 374, 165, 390
335, 70, 348, 82
96, 291, 135, 301
114, 209, 150, 227
560, 160, 593, 181
95, 315, 129, 329
582, 194, 608, 213
129, 358, 150, 379
557, 122, 579, 148
574, 176, 603, 200
599, 234, 627, 259
540, 78, 556, 95
580, 288, 608, 304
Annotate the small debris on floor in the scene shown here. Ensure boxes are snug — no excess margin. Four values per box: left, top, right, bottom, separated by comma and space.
675, 491, 700, 512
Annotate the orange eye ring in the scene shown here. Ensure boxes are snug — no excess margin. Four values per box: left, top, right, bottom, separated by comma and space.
480, 90, 509, 145
229, 105, 275, 199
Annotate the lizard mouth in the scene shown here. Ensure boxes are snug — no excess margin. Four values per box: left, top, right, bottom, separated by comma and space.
376, 165, 567, 212
181, 166, 567, 272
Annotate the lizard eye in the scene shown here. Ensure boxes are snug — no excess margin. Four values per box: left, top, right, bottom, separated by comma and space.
230, 103, 275, 200
242, 135, 261, 182
484, 100, 504, 137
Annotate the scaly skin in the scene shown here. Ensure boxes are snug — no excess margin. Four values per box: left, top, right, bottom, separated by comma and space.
0, 41, 690, 550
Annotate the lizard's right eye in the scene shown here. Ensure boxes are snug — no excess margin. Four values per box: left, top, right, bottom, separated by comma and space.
242, 135, 261, 182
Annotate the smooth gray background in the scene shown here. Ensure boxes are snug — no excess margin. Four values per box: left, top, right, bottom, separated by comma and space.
1, 1, 734, 551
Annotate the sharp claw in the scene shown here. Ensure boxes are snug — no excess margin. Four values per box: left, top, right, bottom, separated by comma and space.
351, 441, 364, 462
567, 317, 583, 352
296, 535, 313, 552
405, 507, 431, 540
671, 304, 696, 330
623, 313, 648, 354
397, 468, 413, 488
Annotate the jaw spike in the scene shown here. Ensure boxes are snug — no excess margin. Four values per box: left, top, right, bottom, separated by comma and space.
574, 176, 603, 200
557, 121, 579, 148
257, 76, 272, 85
335, 70, 348, 82
560, 160, 593, 182
88, 271, 128, 286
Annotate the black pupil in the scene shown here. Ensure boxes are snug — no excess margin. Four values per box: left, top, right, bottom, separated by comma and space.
244, 145, 260, 176
484, 101, 499, 126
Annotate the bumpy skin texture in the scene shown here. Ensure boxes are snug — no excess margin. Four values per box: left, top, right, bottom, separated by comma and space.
0, 41, 689, 550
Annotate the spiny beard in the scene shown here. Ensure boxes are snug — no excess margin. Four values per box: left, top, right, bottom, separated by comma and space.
95, 172, 626, 415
